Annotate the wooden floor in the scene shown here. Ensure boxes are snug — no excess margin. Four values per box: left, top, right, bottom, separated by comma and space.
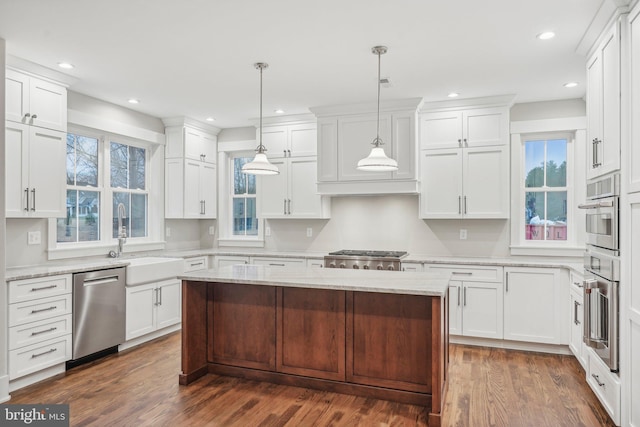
7, 332, 615, 426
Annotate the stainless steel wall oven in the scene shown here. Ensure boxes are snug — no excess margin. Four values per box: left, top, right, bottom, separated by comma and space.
583, 246, 619, 371
579, 174, 620, 372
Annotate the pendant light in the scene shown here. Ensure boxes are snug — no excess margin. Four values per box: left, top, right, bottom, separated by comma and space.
357, 46, 398, 172
242, 62, 279, 175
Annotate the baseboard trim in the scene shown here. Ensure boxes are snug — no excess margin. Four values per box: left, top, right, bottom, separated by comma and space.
9, 364, 66, 393
450, 336, 572, 355
118, 324, 181, 352
0, 375, 10, 403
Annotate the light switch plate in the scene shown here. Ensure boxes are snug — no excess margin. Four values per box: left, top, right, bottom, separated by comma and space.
306, 227, 313, 237
165, 227, 171, 237
265, 227, 271, 237
28, 231, 41, 245
209, 226, 215, 235
459, 229, 467, 240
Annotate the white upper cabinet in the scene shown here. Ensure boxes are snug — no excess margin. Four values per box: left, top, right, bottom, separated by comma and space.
258, 122, 330, 219
419, 101, 510, 219
6, 114, 66, 218
165, 124, 218, 164
311, 98, 421, 195
586, 19, 621, 180
163, 119, 220, 219
261, 123, 317, 158
6, 69, 67, 132
420, 145, 509, 219
419, 106, 508, 150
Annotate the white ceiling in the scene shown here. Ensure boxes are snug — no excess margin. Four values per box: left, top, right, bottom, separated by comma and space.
0, 0, 608, 128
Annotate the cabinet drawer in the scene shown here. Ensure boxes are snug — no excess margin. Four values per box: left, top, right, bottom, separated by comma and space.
9, 314, 72, 350
9, 335, 72, 379
250, 257, 305, 267
9, 294, 72, 327
8, 274, 72, 304
184, 256, 209, 272
586, 349, 621, 424
424, 264, 503, 282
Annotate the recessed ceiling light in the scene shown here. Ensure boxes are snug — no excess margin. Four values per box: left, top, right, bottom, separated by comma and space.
274, 109, 285, 114
206, 117, 216, 122
127, 98, 140, 104
57, 62, 74, 69
564, 82, 579, 88
537, 31, 556, 40
447, 92, 459, 98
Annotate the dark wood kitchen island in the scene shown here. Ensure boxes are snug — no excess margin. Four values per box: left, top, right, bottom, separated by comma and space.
179, 265, 449, 426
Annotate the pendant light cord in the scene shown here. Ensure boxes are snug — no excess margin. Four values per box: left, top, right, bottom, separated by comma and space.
255, 63, 266, 154
375, 49, 381, 147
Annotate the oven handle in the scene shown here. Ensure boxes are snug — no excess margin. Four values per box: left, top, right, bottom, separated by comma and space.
578, 200, 614, 209
583, 278, 612, 349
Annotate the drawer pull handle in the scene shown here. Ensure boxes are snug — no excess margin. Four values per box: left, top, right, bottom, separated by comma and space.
190, 262, 204, 267
31, 285, 58, 292
31, 327, 58, 336
591, 374, 605, 387
31, 306, 57, 314
451, 272, 473, 275
269, 263, 285, 266
573, 282, 583, 288
31, 348, 57, 358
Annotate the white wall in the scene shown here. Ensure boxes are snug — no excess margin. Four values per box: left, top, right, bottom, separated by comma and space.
510, 98, 586, 121
263, 195, 511, 257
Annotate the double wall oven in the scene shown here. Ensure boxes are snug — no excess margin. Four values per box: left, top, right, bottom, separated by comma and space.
578, 174, 620, 372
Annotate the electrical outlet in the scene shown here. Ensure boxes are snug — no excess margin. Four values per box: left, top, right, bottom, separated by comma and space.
208, 226, 215, 235
165, 227, 171, 237
306, 227, 313, 237
265, 227, 271, 237
459, 229, 467, 240
28, 231, 41, 245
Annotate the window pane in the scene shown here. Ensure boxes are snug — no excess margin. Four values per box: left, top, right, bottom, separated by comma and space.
76, 135, 99, 187
247, 173, 256, 195
525, 140, 544, 188
129, 146, 146, 190
110, 142, 128, 188
525, 192, 545, 240
232, 198, 246, 235
245, 198, 258, 235
234, 158, 247, 194
130, 193, 148, 238
113, 192, 129, 238
66, 134, 75, 185
546, 139, 567, 187
57, 190, 78, 242
57, 190, 99, 242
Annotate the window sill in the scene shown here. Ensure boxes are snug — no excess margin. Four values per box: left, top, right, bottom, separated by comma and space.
48, 240, 166, 261
218, 238, 264, 248
510, 245, 585, 257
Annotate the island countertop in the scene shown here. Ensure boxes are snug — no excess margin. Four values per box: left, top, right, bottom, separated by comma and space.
179, 264, 449, 297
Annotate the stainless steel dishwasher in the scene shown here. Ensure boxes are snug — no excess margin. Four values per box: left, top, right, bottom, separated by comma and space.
71, 267, 126, 360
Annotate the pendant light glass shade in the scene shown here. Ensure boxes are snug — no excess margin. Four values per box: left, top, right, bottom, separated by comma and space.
242, 62, 279, 176
357, 46, 398, 172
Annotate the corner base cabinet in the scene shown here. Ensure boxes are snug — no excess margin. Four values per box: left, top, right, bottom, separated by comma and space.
181, 280, 448, 426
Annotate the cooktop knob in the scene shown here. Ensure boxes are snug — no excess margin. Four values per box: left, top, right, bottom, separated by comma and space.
363, 265, 370, 270
339, 263, 346, 268
328, 263, 336, 268
387, 265, 395, 271
352, 265, 359, 269
376, 264, 384, 270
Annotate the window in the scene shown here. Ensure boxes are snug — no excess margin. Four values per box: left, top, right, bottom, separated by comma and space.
231, 156, 258, 236
57, 132, 100, 243
55, 130, 150, 246
110, 142, 148, 238
523, 135, 569, 242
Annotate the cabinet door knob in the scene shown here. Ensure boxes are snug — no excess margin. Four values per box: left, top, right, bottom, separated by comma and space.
458, 139, 462, 147
24, 113, 31, 119
31, 114, 38, 119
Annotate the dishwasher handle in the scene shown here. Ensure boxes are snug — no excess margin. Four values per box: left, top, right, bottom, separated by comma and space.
82, 275, 121, 286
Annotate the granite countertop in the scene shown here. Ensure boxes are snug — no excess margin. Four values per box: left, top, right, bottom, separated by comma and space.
180, 264, 449, 297
6, 259, 131, 281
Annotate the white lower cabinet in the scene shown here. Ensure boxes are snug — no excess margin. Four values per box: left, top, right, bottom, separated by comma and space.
569, 272, 586, 368
125, 279, 181, 341
426, 264, 503, 339
183, 256, 209, 272
7, 274, 73, 381
503, 267, 567, 345
306, 259, 324, 268
402, 262, 422, 272
249, 256, 305, 267
586, 347, 621, 425
215, 255, 250, 268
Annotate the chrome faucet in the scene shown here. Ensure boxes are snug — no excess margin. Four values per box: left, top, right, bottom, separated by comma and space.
116, 202, 127, 257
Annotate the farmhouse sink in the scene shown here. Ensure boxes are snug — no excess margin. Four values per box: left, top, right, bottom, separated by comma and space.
125, 257, 184, 286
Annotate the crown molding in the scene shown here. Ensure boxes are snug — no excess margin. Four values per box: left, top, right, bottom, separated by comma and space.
309, 98, 424, 117
161, 116, 221, 135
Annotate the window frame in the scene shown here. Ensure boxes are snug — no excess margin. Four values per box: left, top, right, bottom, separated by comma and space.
509, 117, 587, 257
47, 125, 164, 259
217, 140, 265, 247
